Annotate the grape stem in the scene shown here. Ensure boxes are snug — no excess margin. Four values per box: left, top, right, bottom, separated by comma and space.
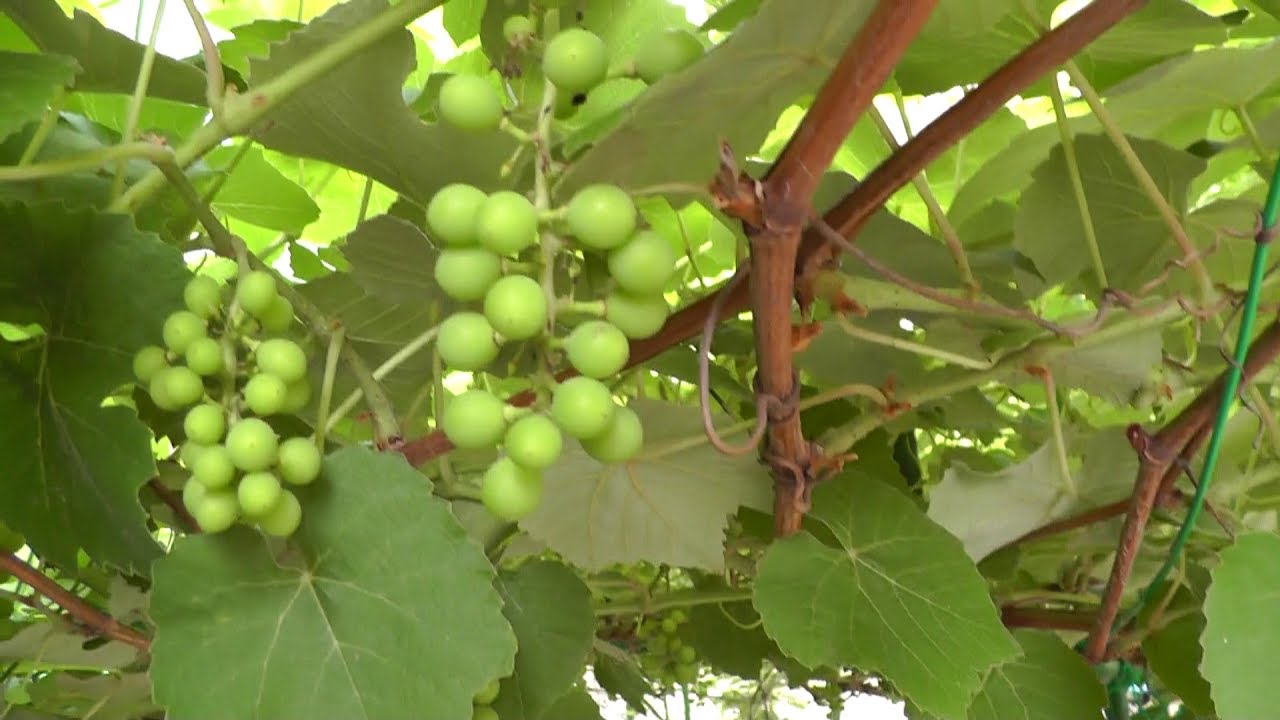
313, 323, 345, 453
534, 76, 561, 400
323, 324, 440, 436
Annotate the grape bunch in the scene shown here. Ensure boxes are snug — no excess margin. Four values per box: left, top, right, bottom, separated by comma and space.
428, 19, 706, 524
132, 269, 322, 538
471, 678, 500, 720
636, 609, 699, 688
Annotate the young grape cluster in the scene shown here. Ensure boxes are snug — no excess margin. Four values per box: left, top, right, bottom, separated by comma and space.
133, 269, 321, 538
636, 609, 699, 688
429, 18, 706, 524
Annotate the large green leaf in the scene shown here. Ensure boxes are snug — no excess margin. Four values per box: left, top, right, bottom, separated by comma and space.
753, 470, 1020, 719
249, 0, 515, 204
0, 202, 186, 574
149, 446, 516, 720
491, 561, 595, 720
557, 0, 877, 198
965, 630, 1106, 720
341, 214, 447, 305
1142, 575, 1215, 717
207, 145, 320, 234
519, 399, 773, 572
0, 50, 78, 143
0, 1, 207, 105
1047, 328, 1163, 404
1200, 532, 1280, 720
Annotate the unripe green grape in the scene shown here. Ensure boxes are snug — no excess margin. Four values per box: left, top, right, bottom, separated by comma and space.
182, 478, 207, 514
438, 74, 505, 133
258, 489, 302, 537
566, 184, 637, 250
281, 379, 312, 414
581, 405, 644, 464
225, 418, 280, 472
634, 29, 703, 84
503, 414, 563, 470
258, 296, 296, 333
133, 345, 169, 383
434, 248, 503, 302
254, 338, 308, 384
183, 275, 223, 318
162, 310, 207, 354
192, 488, 239, 534
502, 15, 534, 45
564, 320, 629, 379
236, 270, 279, 318
427, 183, 487, 247
676, 645, 696, 664
483, 275, 547, 340
184, 403, 226, 445
473, 706, 499, 720
180, 441, 212, 469
442, 390, 508, 450
543, 28, 608, 94
474, 678, 501, 705
605, 290, 670, 339
277, 437, 322, 486
238, 471, 283, 517
475, 191, 538, 256
661, 616, 678, 634
192, 445, 237, 490
438, 312, 500, 370
674, 662, 697, 684
550, 377, 616, 440
608, 230, 677, 295
184, 336, 225, 376
158, 366, 205, 409
481, 457, 544, 521
243, 373, 288, 416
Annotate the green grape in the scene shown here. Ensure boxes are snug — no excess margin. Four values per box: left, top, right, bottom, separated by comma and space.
191, 488, 239, 533
277, 437, 322, 486
184, 403, 226, 445
634, 29, 703, 84
281, 378, 312, 414
676, 646, 696, 664
435, 248, 502, 302
481, 457, 544, 521
502, 15, 534, 45
254, 338, 308, 384
483, 275, 546, 340
472, 706, 499, 720
133, 345, 169, 383
182, 477, 207, 514
475, 191, 538, 256
238, 471, 283, 517
503, 414, 563, 470
427, 183, 487, 247
566, 184, 636, 251
674, 662, 697, 684
564, 320, 629, 379
258, 489, 302, 537
608, 230, 677, 295
581, 405, 643, 464
236, 270, 279, 318
437, 312, 500, 370
157, 366, 205, 409
184, 336, 225, 376
183, 275, 223, 318
162, 310, 207, 354
258, 296, 296, 333
192, 445, 236, 490
243, 373, 288, 416
639, 653, 664, 675
438, 74, 505, 132
474, 678, 501, 705
661, 616, 678, 634
442, 390, 507, 450
605, 290, 670, 339
225, 418, 280, 472
180, 441, 211, 469
543, 28, 608, 94
550, 377, 616, 440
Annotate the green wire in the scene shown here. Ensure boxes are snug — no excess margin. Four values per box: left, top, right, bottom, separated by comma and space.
1114, 160, 1280, 633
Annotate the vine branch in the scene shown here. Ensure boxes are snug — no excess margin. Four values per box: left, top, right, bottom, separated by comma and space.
0, 553, 149, 651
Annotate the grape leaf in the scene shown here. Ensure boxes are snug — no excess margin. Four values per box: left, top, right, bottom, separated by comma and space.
0, 202, 186, 574
1141, 576, 1215, 717
33, 671, 159, 720
248, 0, 516, 205
491, 561, 595, 720
966, 630, 1106, 720
753, 470, 1020, 719
686, 593, 777, 679
519, 399, 773, 572
557, 0, 877, 198
0, 51, 78, 143
149, 446, 516, 720
1047, 328, 1162, 404
206, 145, 320, 234
1200, 532, 1280, 720
539, 685, 604, 720
443, 0, 485, 45
0, 0, 207, 105
0, 623, 139, 669
592, 651, 653, 715
341, 214, 446, 305
1013, 134, 1205, 293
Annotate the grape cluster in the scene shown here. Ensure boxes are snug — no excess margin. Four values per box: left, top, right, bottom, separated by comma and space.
471, 678, 500, 720
132, 269, 321, 538
428, 20, 704, 524
636, 610, 699, 688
